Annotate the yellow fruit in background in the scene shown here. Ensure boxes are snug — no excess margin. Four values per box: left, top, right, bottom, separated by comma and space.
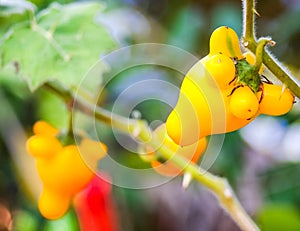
259, 83, 295, 116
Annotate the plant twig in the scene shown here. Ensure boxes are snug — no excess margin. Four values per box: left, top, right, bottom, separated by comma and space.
79, 93, 259, 231
242, 0, 300, 99
155, 140, 259, 231
242, 0, 256, 41
43, 82, 259, 231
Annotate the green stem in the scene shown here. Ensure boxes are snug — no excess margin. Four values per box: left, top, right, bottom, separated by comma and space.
262, 51, 300, 97
253, 38, 273, 73
243, 0, 256, 40
133, 122, 259, 231
242, 0, 300, 99
93, 102, 259, 231
43, 82, 72, 103
43, 82, 258, 231
44, 82, 149, 139
74, 94, 139, 134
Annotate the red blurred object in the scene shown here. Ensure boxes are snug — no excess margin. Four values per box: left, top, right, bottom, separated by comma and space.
73, 172, 119, 231
0, 203, 12, 231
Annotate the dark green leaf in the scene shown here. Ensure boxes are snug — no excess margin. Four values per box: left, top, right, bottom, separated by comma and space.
0, 2, 117, 92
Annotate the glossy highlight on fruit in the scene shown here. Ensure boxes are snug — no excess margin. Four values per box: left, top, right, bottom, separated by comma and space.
166, 26, 250, 146
166, 75, 214, 145
205, 53, 236, 89
33, 120, 59, 136
26, 135, 62, 158
259, 83, 295, 116
209, 26, 244, 60
165, 26, 295, 147
166, 52, 247, 145
229, 86, 259, 119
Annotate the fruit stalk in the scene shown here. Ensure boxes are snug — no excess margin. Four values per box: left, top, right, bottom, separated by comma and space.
242, 0, 300, 99
44, 82, 259, 231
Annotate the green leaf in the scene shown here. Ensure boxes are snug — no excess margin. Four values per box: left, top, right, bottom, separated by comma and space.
42, 210, 79, 231
257, 204, 300, 231
0, 2, 118, 92
13, 210, 39, 231
0, 0, 36, 16
0, 62, 30, 98
37, 89, 69, 130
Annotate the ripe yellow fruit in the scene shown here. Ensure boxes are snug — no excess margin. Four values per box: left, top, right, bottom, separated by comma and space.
259, 83, 295, 116
229, 86, 259, 119
209, 26, 244, 60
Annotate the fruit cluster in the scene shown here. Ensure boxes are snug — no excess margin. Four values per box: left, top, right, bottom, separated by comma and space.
166, 26, 295, 146
26, 121, 107, 219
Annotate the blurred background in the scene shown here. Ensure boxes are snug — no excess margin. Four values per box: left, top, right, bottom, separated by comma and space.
1, 0, 300, 230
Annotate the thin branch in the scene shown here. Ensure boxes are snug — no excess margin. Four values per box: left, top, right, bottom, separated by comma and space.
254, 37, 273, 72
242, 0, 256, 41
43, 82, 72, 103
43, 82, 259, 231
242, 0, 300, 99
77, 95, 259, 231
144, 130, 259, 231
262, 51, 300, 98
74, 94, 139, 134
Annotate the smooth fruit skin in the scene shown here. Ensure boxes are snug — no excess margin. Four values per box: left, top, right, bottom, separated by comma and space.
27, 121, 62, 158
209, 26, 244, 60
34, 142, 106, 220
222, 87, 258, 132
36, 145, 95, 192
165, 66, 256, 146
33, 120, 59, 136
149, 124, 207, 176
229, 86, 259, 119
166, 26, 251, 146
26, 121, 108, 220
205, 53, 236, 89
38, 188, 70, 220
166, 68, 214, 146
35, 145, 97, 220
259, 83, 295, 116
26, 135, 62, 158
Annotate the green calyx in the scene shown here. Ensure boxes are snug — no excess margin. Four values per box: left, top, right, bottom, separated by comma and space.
235, 59, 261, 92
233, 37, 274, 93
57, 133, 76, 146
234, 37, 274, 93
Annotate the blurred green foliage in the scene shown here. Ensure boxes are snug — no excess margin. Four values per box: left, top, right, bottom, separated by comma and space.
257, 204, 300, 231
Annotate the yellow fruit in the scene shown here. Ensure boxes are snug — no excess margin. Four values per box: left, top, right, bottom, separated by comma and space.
33, 120, 59, 136
209, 26, 244, 60
259, 83, 295, 116
38, 188, 70, 220
26, 135, 62, 158
229, 86, 259, 119
205, 53, 236, 89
